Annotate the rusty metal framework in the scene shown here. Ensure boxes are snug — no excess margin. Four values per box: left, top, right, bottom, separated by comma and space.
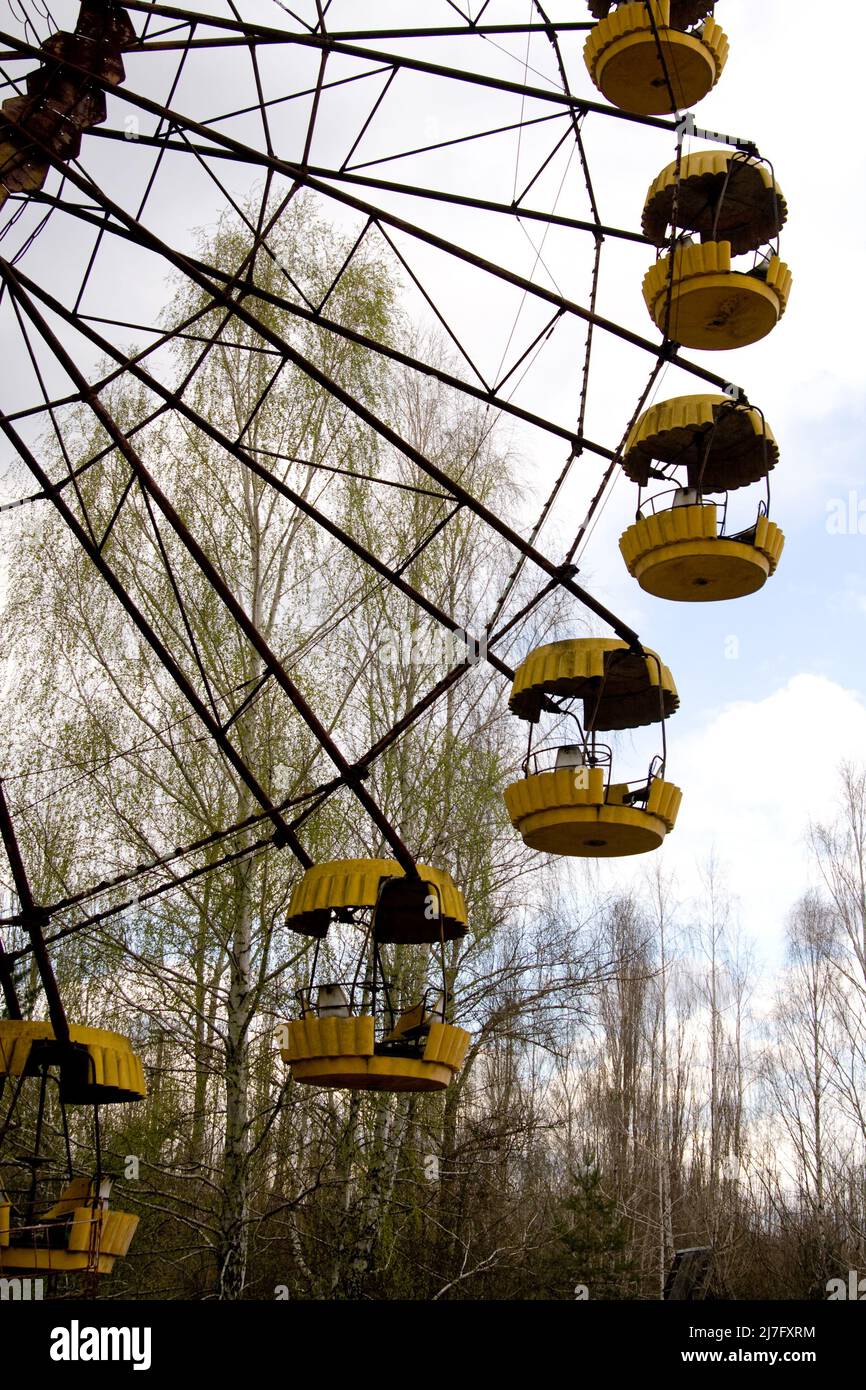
0, 0, 742, 977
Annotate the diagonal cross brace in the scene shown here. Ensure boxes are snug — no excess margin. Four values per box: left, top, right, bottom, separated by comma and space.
0, 259, 419, 874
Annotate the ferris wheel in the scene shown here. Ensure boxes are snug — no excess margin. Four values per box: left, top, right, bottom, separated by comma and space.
0, 0, 790, 1282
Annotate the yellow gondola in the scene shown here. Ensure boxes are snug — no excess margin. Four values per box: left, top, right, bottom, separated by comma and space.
0, 1019, 147, 1102
0, 1019, 144, 1277
280, 1011, 470, 1093
618, 394, 785, 601
0, 1178, 139, 1277
0, 1, 134, 205
0, 131, 48, 206
588, 0, 715, 20
503, 638, 682, 858
278, 858, 471, 1092
584, 0, 728, 116
642, 240, 792, 349
641, 151, 792, 349
643, 151, 788, 255
285, 857, 468, 943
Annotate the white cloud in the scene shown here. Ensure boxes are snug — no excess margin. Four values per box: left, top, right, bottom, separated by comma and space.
659, 674, 866, 956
